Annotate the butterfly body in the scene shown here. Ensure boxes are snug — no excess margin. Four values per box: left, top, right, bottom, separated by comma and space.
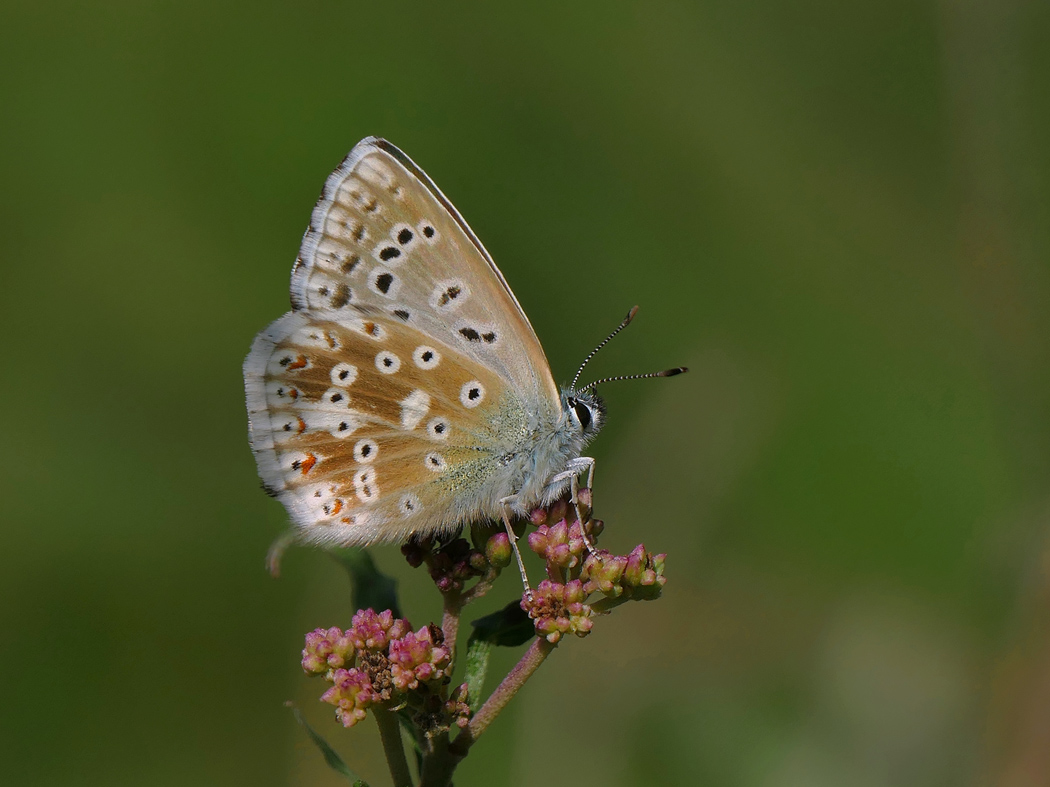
244, 138, 606, 546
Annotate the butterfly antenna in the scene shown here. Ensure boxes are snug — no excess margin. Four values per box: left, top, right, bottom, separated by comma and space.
570, 306, 640, 392
579, 367, 688, 393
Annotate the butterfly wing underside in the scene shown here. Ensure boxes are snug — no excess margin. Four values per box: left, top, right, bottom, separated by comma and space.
244, 139, 561, 545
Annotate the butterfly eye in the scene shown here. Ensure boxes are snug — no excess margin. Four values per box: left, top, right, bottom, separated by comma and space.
573, 401, 593, 430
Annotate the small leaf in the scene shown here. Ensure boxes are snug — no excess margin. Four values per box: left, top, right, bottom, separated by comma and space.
287, 703, 368, 785
327, 547, 402, 616
462, 636, 491, 713
470, 601, 534, 647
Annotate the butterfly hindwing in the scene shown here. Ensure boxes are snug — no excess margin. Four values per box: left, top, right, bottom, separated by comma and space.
245, 309, 518, 545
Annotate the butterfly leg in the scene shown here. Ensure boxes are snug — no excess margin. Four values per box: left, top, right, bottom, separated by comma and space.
499, 495, 533, 597
546, 457, 599, 554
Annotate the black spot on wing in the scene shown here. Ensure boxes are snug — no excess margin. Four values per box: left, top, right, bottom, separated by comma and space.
330, 284, 352, 308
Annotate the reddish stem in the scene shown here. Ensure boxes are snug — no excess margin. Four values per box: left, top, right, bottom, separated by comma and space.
449, 637, 555, 758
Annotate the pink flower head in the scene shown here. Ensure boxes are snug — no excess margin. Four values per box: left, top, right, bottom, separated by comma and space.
527, 518, 588, 569
581, 550, 628, 598
622, 543, 667, 599
321, 667, 376, 728
521, 579, 593, 644
302, 627, 355, 675
349, 609, 410, 651
388, 624, 451, 691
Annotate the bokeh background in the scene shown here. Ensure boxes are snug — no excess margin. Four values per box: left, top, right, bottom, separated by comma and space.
3, 1, 1049, 785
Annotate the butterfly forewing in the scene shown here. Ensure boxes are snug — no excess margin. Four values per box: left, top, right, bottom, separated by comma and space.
292, 138, 558, 403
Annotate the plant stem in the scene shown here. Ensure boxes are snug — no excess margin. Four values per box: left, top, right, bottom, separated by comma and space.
449, 637, 555, 758
373, 707, 413, 787
420, 731, 454, 787
441, 590, 461, 662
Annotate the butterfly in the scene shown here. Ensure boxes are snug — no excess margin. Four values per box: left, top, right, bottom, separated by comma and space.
244, 138, 685, 556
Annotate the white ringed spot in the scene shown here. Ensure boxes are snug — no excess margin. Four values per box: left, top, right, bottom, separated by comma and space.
353, 439, 378, 464
330, 363, 358, 387
353, 467, 379, 502
375, 351, 401, 374
460, 381, 485, 408
329, 414, 362, 439
417, 220, 440, 244
453, 320, 500, 346
322, 387, 351, 406
269, 351, 311, 376
321, 498, 347, 518
368, 266, 401, 298
398, 494, 422, 517
390, 223, 418, 252
426, 417, 450, 441
412, 346, 441, 370
288, 452, 322, 476
424, 452, 447, 472
292, 325, 339, 350
429, 279, 469, 312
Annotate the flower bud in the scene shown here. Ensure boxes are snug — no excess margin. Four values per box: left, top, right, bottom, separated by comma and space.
485, 531, 512, 568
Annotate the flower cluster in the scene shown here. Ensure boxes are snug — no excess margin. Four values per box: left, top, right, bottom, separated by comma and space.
389, 624, 451, 691
523, 578, 593, 642
299, 485, 668, 767
401, 526, 513, 596
522, 489, 667, 643
302, 610, 454, 729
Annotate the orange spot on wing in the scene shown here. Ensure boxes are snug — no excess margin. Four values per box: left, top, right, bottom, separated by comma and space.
288, 355, 308, 370
341, 516, 351, 524
296, 417, 306, 434
288, 388, 299, 400
330, 499, 343, 515
364, 321, 377, 336
300, 454, 317, 475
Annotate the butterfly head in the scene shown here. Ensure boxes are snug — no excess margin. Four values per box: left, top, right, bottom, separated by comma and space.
562, 388, 606, 441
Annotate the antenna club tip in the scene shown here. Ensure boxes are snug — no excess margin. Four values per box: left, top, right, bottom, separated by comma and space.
625, 305, 640, 323
663, 367, 688, 377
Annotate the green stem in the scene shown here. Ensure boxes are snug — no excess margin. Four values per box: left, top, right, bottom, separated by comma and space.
449, 637, 555, 758
420, 731, 454, 787
373, 707, 412, 787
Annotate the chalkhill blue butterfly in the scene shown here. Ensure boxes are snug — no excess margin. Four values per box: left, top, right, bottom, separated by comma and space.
244, 138, 685, 574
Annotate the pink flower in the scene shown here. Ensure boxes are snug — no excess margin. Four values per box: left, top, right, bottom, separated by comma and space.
348, 609, 410, 651
302, 627, 355, 675
388, 625, 451, 691
320, 668, 376, 728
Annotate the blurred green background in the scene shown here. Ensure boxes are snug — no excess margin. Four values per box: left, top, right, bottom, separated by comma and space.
2, 1, 1048, 785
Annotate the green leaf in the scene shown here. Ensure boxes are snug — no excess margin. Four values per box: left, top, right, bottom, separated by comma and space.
462, 635, 492, 713
288, 704, 368, 786
470, 601, 534, 647
327, 547, 402, 616
464, 601, 535, 711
